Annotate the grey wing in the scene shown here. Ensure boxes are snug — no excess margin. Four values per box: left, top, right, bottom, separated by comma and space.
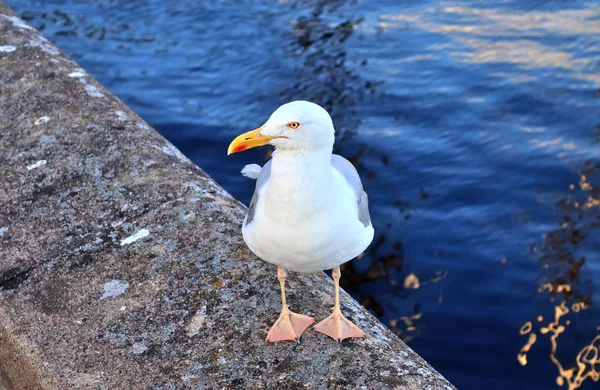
245, 159, 272, 226
331, 154, 372, 227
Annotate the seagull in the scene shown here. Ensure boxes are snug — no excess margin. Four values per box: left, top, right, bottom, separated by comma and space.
227, 101, 374, 342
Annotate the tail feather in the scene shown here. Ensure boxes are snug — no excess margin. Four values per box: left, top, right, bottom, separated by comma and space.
241, 164, 261, 179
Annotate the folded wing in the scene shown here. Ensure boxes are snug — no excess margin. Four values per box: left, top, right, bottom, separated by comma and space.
331, 154, 371, 227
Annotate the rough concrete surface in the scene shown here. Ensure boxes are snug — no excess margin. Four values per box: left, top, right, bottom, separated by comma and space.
0, 5, 455, 390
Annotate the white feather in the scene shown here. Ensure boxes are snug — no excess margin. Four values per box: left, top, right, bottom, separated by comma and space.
237, 101, 374, 273
242, 149, 374, 273
241, 164, 262, 179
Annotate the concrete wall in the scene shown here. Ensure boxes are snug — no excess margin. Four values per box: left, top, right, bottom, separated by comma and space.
0, 4, 454, 389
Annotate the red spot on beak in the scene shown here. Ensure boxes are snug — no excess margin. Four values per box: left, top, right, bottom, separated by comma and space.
233, 145, 248, 153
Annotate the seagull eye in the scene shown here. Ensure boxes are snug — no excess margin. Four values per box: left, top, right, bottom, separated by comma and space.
287, 122, 301, 129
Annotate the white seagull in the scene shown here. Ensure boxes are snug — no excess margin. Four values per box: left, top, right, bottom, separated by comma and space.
227, 101, 374, 342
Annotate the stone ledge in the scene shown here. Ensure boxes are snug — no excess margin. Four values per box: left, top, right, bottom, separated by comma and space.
0, 5, 454, 390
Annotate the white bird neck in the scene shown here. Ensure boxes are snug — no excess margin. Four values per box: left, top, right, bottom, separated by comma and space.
266, 147, 334, 209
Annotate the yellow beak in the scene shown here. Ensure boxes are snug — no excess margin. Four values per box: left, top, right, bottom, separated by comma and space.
227, 125, 286, 155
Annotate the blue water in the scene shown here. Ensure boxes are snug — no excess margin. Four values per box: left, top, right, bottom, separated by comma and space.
7, 0, 600, 388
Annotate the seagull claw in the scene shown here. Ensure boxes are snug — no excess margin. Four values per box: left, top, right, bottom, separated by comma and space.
314, 312, 365, 342
265, 309, 315, 343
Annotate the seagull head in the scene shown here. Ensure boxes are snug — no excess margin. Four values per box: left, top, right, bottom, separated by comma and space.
227, 100, 335, 155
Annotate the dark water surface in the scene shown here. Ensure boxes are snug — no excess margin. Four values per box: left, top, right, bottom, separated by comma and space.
7, 0, 600, 388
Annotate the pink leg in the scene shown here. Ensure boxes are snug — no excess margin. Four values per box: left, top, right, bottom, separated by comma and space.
314, 266, 365, 342
265, 267, 315, 343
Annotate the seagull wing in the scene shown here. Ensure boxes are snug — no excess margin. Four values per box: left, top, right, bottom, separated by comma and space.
331, 154, 371, 227
243, 160, 272, 226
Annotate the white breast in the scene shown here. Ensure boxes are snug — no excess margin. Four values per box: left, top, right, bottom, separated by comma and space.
242, 154, 374, 273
